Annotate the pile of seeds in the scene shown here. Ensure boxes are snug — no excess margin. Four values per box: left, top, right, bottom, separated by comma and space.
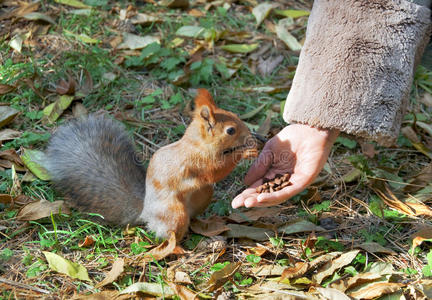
255, 173, 292, 193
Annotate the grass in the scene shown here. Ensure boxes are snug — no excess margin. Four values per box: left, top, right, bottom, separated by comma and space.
1, 0, 432, 299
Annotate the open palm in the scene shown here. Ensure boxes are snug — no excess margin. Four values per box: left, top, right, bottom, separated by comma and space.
232, 124, 339, 208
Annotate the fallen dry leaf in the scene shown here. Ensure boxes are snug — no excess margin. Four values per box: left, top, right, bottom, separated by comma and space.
281, 262, 309, 280
330, 272, 382, 292
0, 84, 16, 95
0, 106, 19, 129
345, 272, 383, 291
120, 282, 175, 296
188, 8, 205, 17
227, 207, 280, 223
411, 226, 432, 250
160, 0, 189, 9
405, 201, 432, 217
78, 235, 95, 248
11, 165, 21, 196
166, 282, 197, 300
96, 258, 125, 288
72, 290, 124, 300
0, 194, 12, 204
256, 110, 274, 137
278, 218, 325, 235
404, 164, 432, 194
401, 126, 432, 159
252, 2, 277, 27
16, 200, 70, 221
373, 182, 416, 216
360, 142, 377, 158
142, 231, 176, 262
130, 13, 161, 24
355, 242, 396, 255
13, 194, 34, 206
313, 250, 360, 284
420, 92, 432, 107
252, 264, 285, 277
206, 262, 240, 292
258, 55, 284, 77
0, 129, 21, 142
190, 216, 230, 237
117, 33, 160, 50
174, 271, 193, 285
315, 287, 350, 300
72, 102, 88, 118
348, 282, 405, 299
56, 75, 76, 95
0, 149, 24, 167
224, 223, 274, 241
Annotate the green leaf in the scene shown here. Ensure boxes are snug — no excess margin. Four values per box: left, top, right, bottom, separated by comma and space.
312, 200, 332, 212
23, 12, 56, 25
140, 42, 161, 59
130, 242, 149, 255
43, 95, 74, 124
275, 19, 302, 51
423, 265, 432, 277
336, 136, 357, 149
274, 9, 310, 18
20, 149, 51, 181
240, 103, 266, 120
55, 0, 90, 8
246, 254, 261, 264
176, 26, 208, 38
43, 251, 91, 281
220, 43, 259, 54
169, 92, 182, 105
0, 248, 13, 261
161, 57, 182, 71
64, 30, 100, 43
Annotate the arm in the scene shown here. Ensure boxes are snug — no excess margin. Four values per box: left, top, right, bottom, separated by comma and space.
233, 0, 431, 209
284, 0, 431, 146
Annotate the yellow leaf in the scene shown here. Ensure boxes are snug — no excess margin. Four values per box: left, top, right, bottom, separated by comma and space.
43, 251, 91, 281
55, 0, 90, 9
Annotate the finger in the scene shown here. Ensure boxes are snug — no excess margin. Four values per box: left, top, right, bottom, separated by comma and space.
231, 187, 258, 208
244, 143, 273, 186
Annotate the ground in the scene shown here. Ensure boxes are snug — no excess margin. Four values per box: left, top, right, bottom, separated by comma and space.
0, 0, 432, 299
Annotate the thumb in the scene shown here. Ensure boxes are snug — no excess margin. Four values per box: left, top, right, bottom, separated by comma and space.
244, 146, 273, 186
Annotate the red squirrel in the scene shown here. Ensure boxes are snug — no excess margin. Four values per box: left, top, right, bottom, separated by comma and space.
43, 89, 258, 240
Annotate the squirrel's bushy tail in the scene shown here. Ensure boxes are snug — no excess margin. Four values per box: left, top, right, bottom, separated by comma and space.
44, 115, 147, 225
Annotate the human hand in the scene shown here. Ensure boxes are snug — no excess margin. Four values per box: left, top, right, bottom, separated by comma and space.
232, 124, 339, 208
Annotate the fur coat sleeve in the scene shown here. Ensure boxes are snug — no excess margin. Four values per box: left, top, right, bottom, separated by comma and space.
283, 0, 431, 146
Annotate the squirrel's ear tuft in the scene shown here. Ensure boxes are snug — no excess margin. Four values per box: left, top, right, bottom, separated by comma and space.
195, 89, 216, 131
194, 89, 216, 110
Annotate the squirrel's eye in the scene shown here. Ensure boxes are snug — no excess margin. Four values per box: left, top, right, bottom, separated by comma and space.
226, 127, 236, 135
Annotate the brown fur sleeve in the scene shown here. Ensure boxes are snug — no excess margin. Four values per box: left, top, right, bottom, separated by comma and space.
283, 0, 432, 146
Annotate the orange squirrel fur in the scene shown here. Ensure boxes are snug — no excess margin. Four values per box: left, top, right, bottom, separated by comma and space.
43, 89, 257, 241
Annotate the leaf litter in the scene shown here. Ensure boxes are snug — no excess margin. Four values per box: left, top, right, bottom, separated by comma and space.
0, 0, 432, 299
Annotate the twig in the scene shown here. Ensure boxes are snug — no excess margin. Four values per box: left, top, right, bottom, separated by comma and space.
134, 132, 161, 149
0, 277, 50, 294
